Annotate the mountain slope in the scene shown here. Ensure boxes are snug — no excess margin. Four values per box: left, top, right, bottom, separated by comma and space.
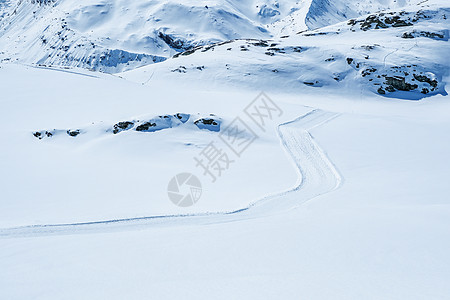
0, 0, 430, 72
1, 52, 450, 300
0, 0, 269, 72
123, 1, 449, 100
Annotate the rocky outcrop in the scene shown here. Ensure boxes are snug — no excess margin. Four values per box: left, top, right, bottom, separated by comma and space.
33, 112, 223, 141
347, 10, 435, 32
385, 76, 418, 92
113, 121, 134, 134
402, 30, 446, 40
194, 116, 221, 132
67, 130, 81, 137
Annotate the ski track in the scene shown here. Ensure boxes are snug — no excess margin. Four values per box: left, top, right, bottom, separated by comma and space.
0, 109, 342, 239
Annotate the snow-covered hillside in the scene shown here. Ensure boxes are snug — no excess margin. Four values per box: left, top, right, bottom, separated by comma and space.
121, 0, 449, 100
0, 0, 430, 72
1, 56, 450, 300
1, 0, 450, 299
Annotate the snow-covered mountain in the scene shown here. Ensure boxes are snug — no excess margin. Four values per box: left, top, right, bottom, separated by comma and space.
123, 1, 449, 99
0, 0, 429, 72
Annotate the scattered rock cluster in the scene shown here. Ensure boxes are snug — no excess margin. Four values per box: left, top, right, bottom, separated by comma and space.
372, 66, 439, 95
173, 38, 303, 59
31, 0, 55, 5
33, 113, 221, 140
347, 10, 433, 31
33, 129, 81, 140
344, 52, 441, 96
401, 30, 446, 40
33, 131, 53, 140
112, 121, 134, 134
168, 8, 445, 99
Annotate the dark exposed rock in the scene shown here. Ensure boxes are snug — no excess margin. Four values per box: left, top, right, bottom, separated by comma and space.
33, 130, 54, 140
251, 40, 269, 47
135, 122, 157, 132
402, 30, 445, 39
173, 46, 202, 58
402, 32, 415, 38
360, 15, 389, 30
195, 119, 218, 126
113, 121, 134, 134
386, 85, 396, 92
413, 74, 438, 88
267, 47, 285, 53
385, 76, 418, 91
420, 31, 445, 39
174, 113, 190, 123
362, 68, 377, 77
386, 16, 412, 27
31, 0, 55, 5
171, 66, 186, 73
158, 32, 190, 50
216, 40, 235, 47
194, 118, 220, 132
351, 11, 418, 31
179, 49, 197, 56
200, 40, 234, 53
303, 80, 321, 86
67, 129, 80, 137
303, 32, 328, 37
361, 45, 377, 50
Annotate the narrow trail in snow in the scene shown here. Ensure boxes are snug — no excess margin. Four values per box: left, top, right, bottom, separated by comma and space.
0, 109, 342, 239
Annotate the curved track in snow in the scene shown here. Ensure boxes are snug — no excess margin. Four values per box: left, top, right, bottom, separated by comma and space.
0, 109, 342, 238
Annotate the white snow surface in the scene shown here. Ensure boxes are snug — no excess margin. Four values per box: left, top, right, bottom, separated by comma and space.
1, 60, 450, 299
1, 0, 450, 299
